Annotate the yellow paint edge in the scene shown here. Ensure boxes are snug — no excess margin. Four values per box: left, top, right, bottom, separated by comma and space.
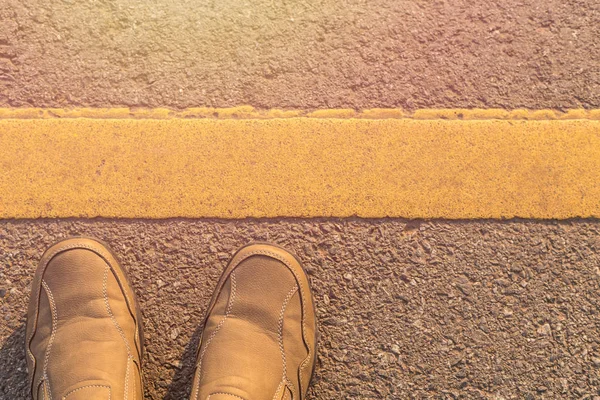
1, 117, 600, 219
0, 107, 599, 120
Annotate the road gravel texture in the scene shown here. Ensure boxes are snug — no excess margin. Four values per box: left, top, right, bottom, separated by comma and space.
2, 220, 600, 399
0, 0, 599, 110
2, 0, 600, 399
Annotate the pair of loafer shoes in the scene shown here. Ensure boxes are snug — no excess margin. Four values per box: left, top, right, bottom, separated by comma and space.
26, 237, 317, 400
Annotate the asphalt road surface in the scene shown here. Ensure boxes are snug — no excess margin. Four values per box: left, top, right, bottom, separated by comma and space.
1, 0, 600, 399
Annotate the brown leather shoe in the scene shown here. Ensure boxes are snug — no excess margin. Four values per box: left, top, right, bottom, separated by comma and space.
190, 243, 317, 400
26, 237, 144, 400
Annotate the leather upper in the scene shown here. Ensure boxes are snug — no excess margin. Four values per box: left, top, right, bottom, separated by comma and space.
189, 243, 317, 400
26, 237, 144, 400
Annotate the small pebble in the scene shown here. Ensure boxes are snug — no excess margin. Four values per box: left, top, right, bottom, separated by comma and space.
537, 323, 552, 336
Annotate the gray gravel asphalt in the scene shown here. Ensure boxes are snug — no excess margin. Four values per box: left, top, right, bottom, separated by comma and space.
2, 219, 600, 399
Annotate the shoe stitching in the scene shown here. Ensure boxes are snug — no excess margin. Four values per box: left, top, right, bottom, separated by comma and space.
43, 373, 52, 400
44, 242, 133, 307
28, 240, 140, 399
62, 385, 111, 400
43, 379, 51, 400
124, 356, 130, 400
193, 272, 237, 400
26, 328, 37, 387
285, 380, 296, 400
131, 362, 136, 400
28, 240, 137, 391
41, 280, 58, 400
276, 286, 299, 400
272, 381, 284, 400
103, 265, 133, 400
193, 248, 314, 400
226, 249, 313, 398
206, 393, 247, 400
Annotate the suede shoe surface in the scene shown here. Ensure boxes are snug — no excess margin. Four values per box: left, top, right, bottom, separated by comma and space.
26, 237, 144, 400
190, 243, 317, 400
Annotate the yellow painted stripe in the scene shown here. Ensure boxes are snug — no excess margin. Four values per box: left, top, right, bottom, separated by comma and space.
0, 113, 599, 219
